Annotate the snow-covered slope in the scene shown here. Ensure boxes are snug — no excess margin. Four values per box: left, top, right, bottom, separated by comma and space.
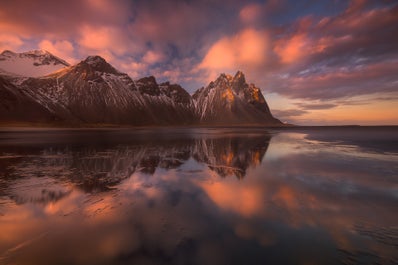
3, 56, 196, 125
20, 56, 151, 124
193, 71, 282, 125
0, 50, 69, 77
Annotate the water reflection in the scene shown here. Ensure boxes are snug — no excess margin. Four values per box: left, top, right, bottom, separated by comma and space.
0, 127, 397, 265
0, 129, 270, 199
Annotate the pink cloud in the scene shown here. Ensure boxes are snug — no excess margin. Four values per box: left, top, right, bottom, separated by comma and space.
239, 0, 283, 26
200, 28, 269, 79
0, 0, 131, 36
78, 25, 133, 57
38, 40, 77, 64
321, 4, 397, 33
120, 61, 148, 79
273, 33, 309, 64
239, 4, 263, 25
274, 60, 398, 100
345, 0, 367, 14
0, 34, 23, 51
161, 70, 182, 83
0, 0, 135, 65
142, 50, 165, 65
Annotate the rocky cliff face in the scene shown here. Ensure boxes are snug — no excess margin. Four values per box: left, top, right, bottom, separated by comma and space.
0, 50, 282, 126
0, 75, 58, 123
135, 77, 196, 125
193, 71, 281, 125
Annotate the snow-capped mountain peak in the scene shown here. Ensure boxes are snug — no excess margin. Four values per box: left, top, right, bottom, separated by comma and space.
0, 49, 70, 77
1, 50, 16, 57
77, 56, 120, 75
26, 49, 49, 56
84, 55, 107, 66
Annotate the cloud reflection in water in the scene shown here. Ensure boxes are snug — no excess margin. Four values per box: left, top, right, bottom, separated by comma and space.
0, 127, 396, 265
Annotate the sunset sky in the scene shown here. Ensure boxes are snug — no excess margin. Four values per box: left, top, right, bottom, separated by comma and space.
1, 0, 397, 125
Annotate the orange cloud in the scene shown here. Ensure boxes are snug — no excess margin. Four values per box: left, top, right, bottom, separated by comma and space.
78, 25, 134, 59
142, 50, 165, 65
39, 40, 76, 64
200, 28, 268, 74
0, 34, 23, 51
161, 70, 182, 83
120, 61, 148, 78
274, 33, 309, 64
79, 26, 114, 50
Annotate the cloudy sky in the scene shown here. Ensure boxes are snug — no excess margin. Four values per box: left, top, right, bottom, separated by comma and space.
1, 0, 397, 125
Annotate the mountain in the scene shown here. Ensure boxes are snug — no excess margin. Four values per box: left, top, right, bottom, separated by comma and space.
0, 54, 196, 125
17, 56, 196, 125
193, 71, 281, 125
0, 50, 282, 126
135, 77, 196, 124
0, 75, 58, 123
20, 55, 151, 124
0, 50, 69, 77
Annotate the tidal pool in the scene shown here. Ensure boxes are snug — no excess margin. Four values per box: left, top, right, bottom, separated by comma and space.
0, 127, 397, 265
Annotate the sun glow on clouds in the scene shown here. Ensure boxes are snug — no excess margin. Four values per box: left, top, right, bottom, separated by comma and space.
0, 0, 397, 124
200, 28, 268, 80
274, 33, 308, 64
78, 25, 132, 60
39, 40, 77, 64
0, 34, 23, 51
272, 93, 398, 125
142, 50, 165, 64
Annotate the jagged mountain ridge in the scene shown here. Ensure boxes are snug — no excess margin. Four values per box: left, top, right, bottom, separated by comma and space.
14, 56, 196, 125
193, 71, 280, 125
0, 50, 282, 126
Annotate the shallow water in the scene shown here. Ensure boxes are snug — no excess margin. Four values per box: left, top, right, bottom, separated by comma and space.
0, 127, 397, 265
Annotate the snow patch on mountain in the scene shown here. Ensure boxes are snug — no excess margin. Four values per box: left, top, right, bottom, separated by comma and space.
0, 50, 70, 77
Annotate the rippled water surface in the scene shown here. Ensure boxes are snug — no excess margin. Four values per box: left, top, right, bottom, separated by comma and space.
0, 127, 397, 265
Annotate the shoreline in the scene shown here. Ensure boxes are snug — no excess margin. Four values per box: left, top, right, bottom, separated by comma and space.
0, 124, 397, 132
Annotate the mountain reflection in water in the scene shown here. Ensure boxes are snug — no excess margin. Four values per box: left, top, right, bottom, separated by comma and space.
0, 129, 270, 195
0, 127, 397, 265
